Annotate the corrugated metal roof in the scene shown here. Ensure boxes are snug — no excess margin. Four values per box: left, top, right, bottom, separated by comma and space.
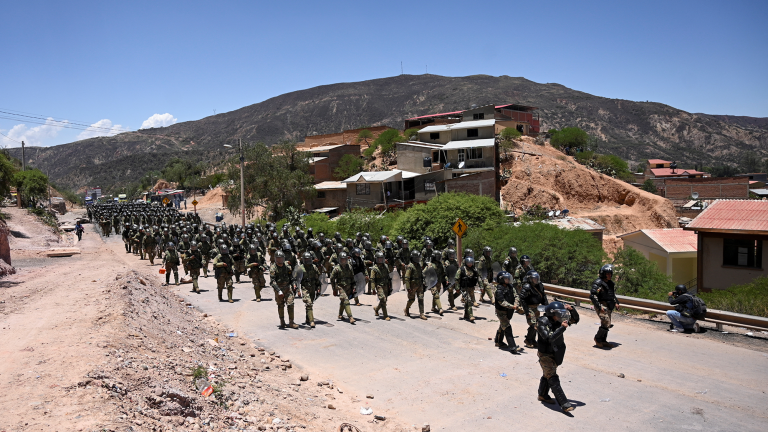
342, 169, 421, 183
686, 200, 768, 232
419, 124, 451, 133
309, 156, 328, 163
647, 159, 672, 164
750, 189, 768, 196
310, 144, 345, 152
447, 119, 496, 130
545, 217, 605, 232
650, 168, 707, 177
643, 229, 698, 253
442, 138, 495, 150
407, 110, 463, 120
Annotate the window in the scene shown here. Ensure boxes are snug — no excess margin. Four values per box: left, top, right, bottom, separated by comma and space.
458, 149, 465, 163
432, 150, 445, 163
467, 128, 479, 138
317, 191, 326, 199
473, 113, 485, 120
723, 238, 762, 268
430, 132, 440, 140
356, 184, 370, 195
424, 180, 436, 191
467, 148, 483, 160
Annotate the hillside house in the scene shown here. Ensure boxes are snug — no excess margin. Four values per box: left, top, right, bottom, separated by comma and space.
403, 103, 540, 136
643, 159, 707, 180
617, 229, 698, 288
653, 176, 750, 204
684, 200, 768, 291
306, 144, 361, 182
305, 181, 346, 216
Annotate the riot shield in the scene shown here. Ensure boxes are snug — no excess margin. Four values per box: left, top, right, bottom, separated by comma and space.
354, 272, 366, 298
292, 265, 304, 287
479, 262, 488, 281
389, 270, 401, 294
491, 262, 502, 281
446, 263, 458, 287
424, 266, 438, 289
320, 275, 330, 295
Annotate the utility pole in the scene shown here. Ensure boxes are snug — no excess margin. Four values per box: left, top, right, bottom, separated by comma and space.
21, 140, 25, 171
239, 138, 245, 227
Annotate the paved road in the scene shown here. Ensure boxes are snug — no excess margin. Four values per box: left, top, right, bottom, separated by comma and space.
105, 236, 768, 431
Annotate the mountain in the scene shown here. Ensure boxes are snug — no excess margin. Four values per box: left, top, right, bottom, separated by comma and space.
8, 74, 767, 192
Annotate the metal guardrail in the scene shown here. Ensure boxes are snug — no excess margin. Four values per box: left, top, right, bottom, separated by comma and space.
543, 283, 768, 332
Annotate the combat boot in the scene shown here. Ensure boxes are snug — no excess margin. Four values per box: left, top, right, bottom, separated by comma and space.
494, 329, 507, 349
537, 377, 554, 404
594, 327, 612, 349
227, 288, 234, 303
344, 304, 354, 322
418, 299, 427, 320
373, 305, 380, 316
404, 300, 413, 318
548, 375, 574, 412
307, 309, 315, 328
381, 303, 389, 321
279, 307, 286, 328
504, 326, 523, 353
217, 288, 224, 302
524, 327, 538, 348
287, 305, 299, 329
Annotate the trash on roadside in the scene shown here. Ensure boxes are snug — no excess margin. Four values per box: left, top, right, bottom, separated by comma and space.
695, 389, 708, 394
746, 332, 754, 337
228, 332, 237, 337
159, 268, 166, 274
201, 385, 214, 397
500, 373, 507, 377
360, 407, 373, 415
272, 418, 282, 424
599, 398, 610, 402
374, 415, 386, 421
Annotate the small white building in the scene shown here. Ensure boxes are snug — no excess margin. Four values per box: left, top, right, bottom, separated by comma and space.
617, 229, 698, 287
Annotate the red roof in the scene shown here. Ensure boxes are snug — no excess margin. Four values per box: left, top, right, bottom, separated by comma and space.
650, 168, 706, 177
648, 159, 672, 164
686, 200, 768, 233
407, 110, 463, 120
643, 229, 698, 253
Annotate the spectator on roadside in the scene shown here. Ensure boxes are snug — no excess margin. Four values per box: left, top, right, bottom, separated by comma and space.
666, 284, 705, 333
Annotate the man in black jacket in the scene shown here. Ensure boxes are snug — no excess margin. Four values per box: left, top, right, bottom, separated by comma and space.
590, 264, 620, 349
537, 301, 579, 412
666, 284, 701, 333
520, 271, 548, 348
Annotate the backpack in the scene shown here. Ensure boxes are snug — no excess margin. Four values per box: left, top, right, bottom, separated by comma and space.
690, 295, 707, 319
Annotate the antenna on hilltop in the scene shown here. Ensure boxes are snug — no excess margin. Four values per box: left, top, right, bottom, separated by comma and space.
213, 109, 217, 115
401, 61, 403, 75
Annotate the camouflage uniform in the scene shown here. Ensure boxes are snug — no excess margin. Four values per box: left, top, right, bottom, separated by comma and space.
246, 250, 266, 300
424, 260, 446, 314
297, 262, 322, 326
330, 262, 355, 322
212, 253, 235, 302
456, 265, 479, 322
443, 257, 460, 310
184, 249, 203, 293
520, 281, 548, 347
163, 248, 180, 285
143, 232, 157, 265
270, 261, 296, 327
370, 262, 392, 319
199, 240, 212, 277
477, 254, 495, 303
404, 262, 426, 319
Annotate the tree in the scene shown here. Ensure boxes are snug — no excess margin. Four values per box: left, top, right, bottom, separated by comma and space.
334, 154, 364, 180
14, 169, 48, 207
373, 129, 405, 157
0, 151, 17, 197
612, 246, 671, 301
499, 127, 521, 158
550, 127, 589, 150
742, 152, 760, 173
403, 128, 419, 141
356, 129, 373, 146
641, 179, 658, 194
226, 140, 315, 221
161, 158, 204, 188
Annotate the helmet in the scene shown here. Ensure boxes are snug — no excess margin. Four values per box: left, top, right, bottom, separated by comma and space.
497, 271, 512, 284
483, 246, 492, 256
363, 240, 372, 251
380, 235, 387, 244
396, 235, 404, 243
346, 238, 354, 246
335, 243, 343, 252
182, 234, 189, 241
313, 240, 322, 249
508, 247, 517, 257
464, 256, 474, 267
599, 264, 614, 279
410, 250, 421, 264
190, 241, 198, 250
307, 227, 313, 234
425, 240, 433, 249
334, 232, 341, 240
352, 248, 361, 257
446, 239, 455, 247
521, 255, 531, 265
402, 239, 409, 247
167, 242, 175, 250
302, 252, 312, 265
433, 250, 442, 262
249, 244, 257, 253
385, 240, 393, 249
544, 301, 570, 323
363, 232, 370, 240
447, 248, 456, 260
464, 248, 474, 258
375, 251, 385, 264
296, 229, 304, 238
356, 232, 362, 239
275, 250, 285, 265
220, 245, 229, 254
526, 271, 540, 285
202, 235, 209, 242
339, 252, 349, 264
674, 284, 687, 295
283, 242, 292, 251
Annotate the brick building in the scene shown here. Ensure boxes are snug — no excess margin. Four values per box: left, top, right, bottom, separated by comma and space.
653, 176, 749, 203
306, 144, 361, 182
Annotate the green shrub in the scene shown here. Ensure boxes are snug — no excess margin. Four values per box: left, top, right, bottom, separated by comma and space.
392, 193, 505, 251
464, 221, 605, 289
611, 247, 671, 302
550, 127, 589, 149
699, 277, 768, 318
574, 151, 594, 165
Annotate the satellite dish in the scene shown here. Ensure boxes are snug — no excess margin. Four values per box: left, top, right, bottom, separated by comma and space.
692, 192, 699, 199
458, 161, 465, 168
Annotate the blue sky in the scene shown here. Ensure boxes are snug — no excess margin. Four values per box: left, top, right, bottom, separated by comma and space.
1, 0, 766, 148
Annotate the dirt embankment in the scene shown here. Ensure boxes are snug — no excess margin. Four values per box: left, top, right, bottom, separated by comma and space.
501, 139, 678, 236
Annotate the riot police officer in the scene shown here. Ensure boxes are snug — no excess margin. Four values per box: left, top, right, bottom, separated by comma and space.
590, 264, 620, 349
270, 251, 299, 328
520, 271, 548, 348
456, 256, 479, 323
494, 272, 524, 352
330, 252, 356, 324
371, 252, 392, 321
404, 250, 427, 320
212, 245, 235, 302
296, 252, 322, 328
537, 301, 579, 412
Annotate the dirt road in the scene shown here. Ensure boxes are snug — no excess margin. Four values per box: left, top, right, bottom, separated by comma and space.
92, 234, 768, 432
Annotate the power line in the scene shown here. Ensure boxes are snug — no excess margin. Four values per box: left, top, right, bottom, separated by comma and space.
0, 110, 132, 133
0, 130, 22, 144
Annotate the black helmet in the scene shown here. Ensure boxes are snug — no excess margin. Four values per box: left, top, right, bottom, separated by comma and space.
674, 284, 687, 295
410, 250, 421, 264
356, 232, 362, 239
363, 240, 372, 251
190, 241, 198, 250
464, 256, 474, 267
375, 251, 385, 264
544, 301, 570, 322
508, 247, 517, 257
167, 242, 175, 250
220, 245, 229, 254
447, 248, 456, 260
498, 271, 512, 284
339, 252, 349, 264
433, 250, 442, 262
346, 238, 354, 246
275, 250, 285, 265
302, 252, 312, 265
334, 232, 341, 240
526, 271, 540, 285
282, 242, 292, 251
380, 235, 387, 244
249, 243, 257, 253
396, 235, 404, 244
483, 246, 492, 256
446, 239, 455, 247
335, 242, 343, 252
464, 248, 474, 258
385, 240, 393, 249
352, 247, 361, 257
521, 255, 531, 265
599, 264, 614, 279
402, 239, 409, 247
425, 240, 433, 249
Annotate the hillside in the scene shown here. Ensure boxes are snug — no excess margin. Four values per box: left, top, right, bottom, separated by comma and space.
8, 74, 767, 192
